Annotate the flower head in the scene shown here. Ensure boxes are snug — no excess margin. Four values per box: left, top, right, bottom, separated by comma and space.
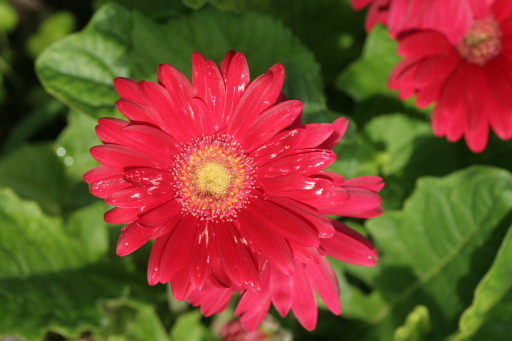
388, 0, 512, 152
84, 51, 381, 301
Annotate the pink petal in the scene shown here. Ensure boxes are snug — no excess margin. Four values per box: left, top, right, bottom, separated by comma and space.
223, 52, 250, 124
236, 269, 272, 331
123, 168, 174, 188
255, 150, 336, 178
288, 242, 322, 264
159, 215, 198, 283
219, 50, 237, 82
104, 207, 143, 224
141, 81, 195, 142
242, 198, 319, 247
120, 124, 181, 158
242, 100, 303, 152
189, 222, 213, 290
318, 117, 349, 150
258, 174, 334, 202
307, 257, 341, 315
114, 77, 144, 104
84, 165, 122, 184
270, 265, 293, 317
398, 31, 453, 57
268, 196, 335, 238
301, 187, 350, 210
291, 263, 317, 331
170, 265, 193, 301
294, 123, 334, 149
90, 145, 169, 172
116, 222, 158, 257
228, 64, 285, 141
216, 222, 260, 291
105, 186, 175, 208
95, 117, 129, 144
319, 187, 382, 217
321, 221, 377, 266
250, 128, 306, 166
158, 63, 204, 133
115, 99, 154, 125
204, 60, 227, 130
138, 199, 181, 227
90, 175, 132, 199
147, 230, 173, 285
341, 176, 384, 192
234, 213, 295, 276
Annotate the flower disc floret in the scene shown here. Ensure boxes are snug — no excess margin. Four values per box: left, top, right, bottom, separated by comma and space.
173, 134, 255, 221
457, 16, 501, 65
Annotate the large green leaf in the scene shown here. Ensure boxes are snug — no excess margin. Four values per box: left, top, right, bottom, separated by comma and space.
339, 166, 512, 340
358, 114, 459, 209
0, 188, 107, 279
37, 3, 325, 120
453, 225, 512, 341
170, 310, 216, 341
0, 144, 67, 215
0, 189, 115, 339
336, 24, 399, 101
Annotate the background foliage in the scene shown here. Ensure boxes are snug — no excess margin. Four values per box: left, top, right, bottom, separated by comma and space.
1, 0, 511, 340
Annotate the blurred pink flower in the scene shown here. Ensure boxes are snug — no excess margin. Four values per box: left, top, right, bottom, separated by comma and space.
388, 0, 512, 152
352, 0, 495, 44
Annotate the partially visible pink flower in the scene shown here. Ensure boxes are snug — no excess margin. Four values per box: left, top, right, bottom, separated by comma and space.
220, 319, 280, 341
388, 0, 512, 152
351, 0, 390, 32
352, 0, 495, 44
188, 219, 379, 331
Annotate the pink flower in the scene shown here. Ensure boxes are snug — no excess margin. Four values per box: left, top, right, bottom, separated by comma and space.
388, 0, 512, 152
351, 0, 390, 32
352, 0, 494, 44
219, 319, 278, 341
188, 219, 379, 331
84, 50, 383, 301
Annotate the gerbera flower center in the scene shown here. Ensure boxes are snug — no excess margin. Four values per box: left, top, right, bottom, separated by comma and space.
173, 135, 255, 221
456, 16, 502, 66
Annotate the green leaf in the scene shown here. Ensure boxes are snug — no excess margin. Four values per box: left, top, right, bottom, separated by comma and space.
336, 24, 399, 101
359, 114, 459, 209
343, 166, 512, 340
36, 3, 324, 120
0, 189, 117, 339
0, 0, 19, 32
36, 4, 135, 119
0, 189, 107, 279
54, 110, 100, 182
394, 305, 432, 341
453, 225, 512, 341
170, 310, 214, 341
0, 144, 67, 215
126, 306, 171, 341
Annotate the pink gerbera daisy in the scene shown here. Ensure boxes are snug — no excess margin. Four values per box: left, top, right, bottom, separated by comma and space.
84, 50, 382, 301
388, 0, 512, 152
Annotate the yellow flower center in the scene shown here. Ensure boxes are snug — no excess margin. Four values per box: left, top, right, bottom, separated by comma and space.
174, 135, 255, 221
195, 161, 232, 199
